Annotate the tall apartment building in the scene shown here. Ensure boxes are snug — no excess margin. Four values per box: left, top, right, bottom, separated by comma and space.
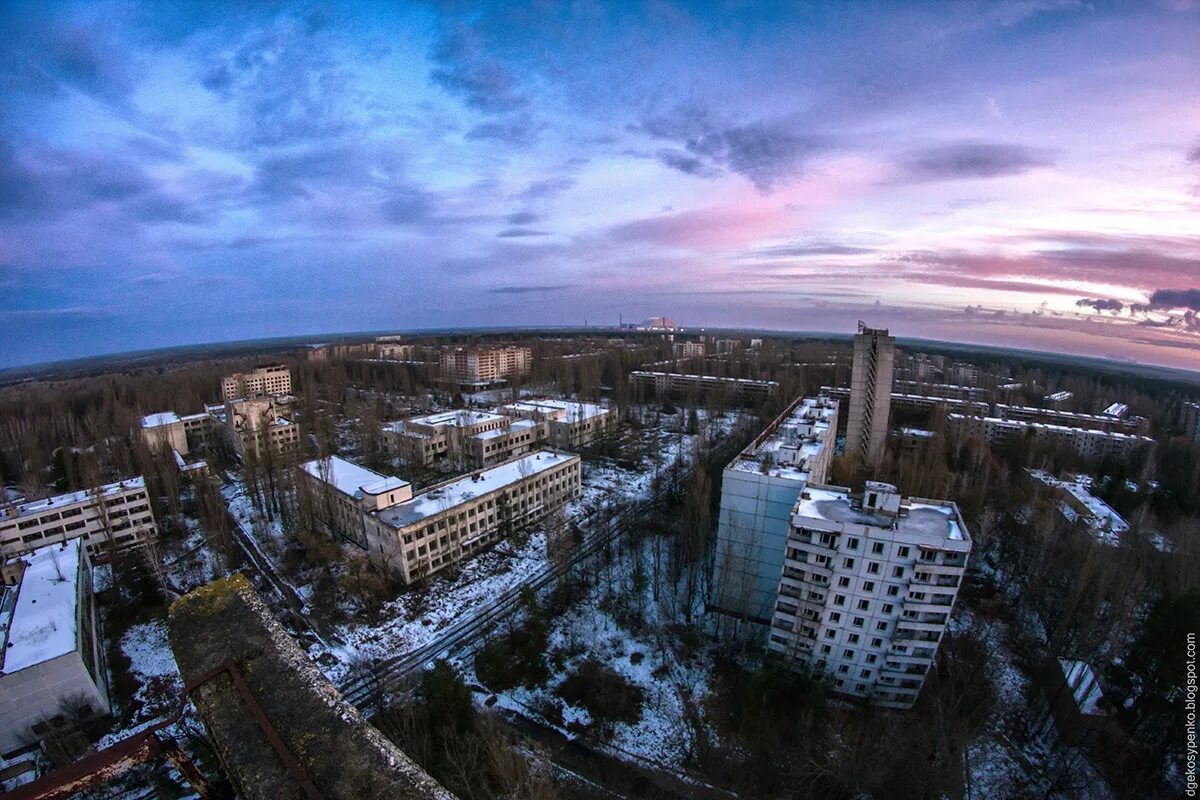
439, 346, 531, 384
846, 324, 895, 465
0, 540, 110, 756
711, 396, 839, 627
672, 341, 707, 358
947, 413, 1154, 462
0, 478, 158, 562
222, 364, 292, 401
297, 451, 580, 583
1183, 401, 1200, 443
769, 481, 970, 709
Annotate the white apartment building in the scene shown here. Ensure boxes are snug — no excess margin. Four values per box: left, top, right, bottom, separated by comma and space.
222, 364, 292, 401
948, 413, 1155, 463
0, 540, 110, 756
1027, 470, 1129, 546
711, 396, 840, 628
994, 403, 1149, 435
384, 410, 514, 467
823, 386, 990, 416
0, 478, 158, 562
500, 399, 615, 450
672, 341, 707, 358
297, 451, 581, 583
769, 481, 971, 710
846, 324, 895, 466
439, 346, 531, 384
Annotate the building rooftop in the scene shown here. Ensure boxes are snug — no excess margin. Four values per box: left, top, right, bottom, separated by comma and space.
299, 457, 410, 499
1059, 658, 1105, 715
142, 412, 181, 428
1045, 390, 1074, 403
505, 399, 609, 421
0, 477, 146, 521
631, 370, 779, 386
728, 395, 837, 481
0, 540, 82, 673
1102, 402, 1129, 418
474, 418, 541, 440
408, 410, 506, 428
1027, 470, 1128, 542
950, 414, 1154, 443
795, 484, 967, 542
376, 451, 575, 528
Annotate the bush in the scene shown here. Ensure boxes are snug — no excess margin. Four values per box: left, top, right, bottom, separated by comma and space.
556, 658, 645, 726
475, 588, 549, 690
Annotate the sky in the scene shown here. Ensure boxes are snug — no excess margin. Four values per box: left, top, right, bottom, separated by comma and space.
2, 1, 1200, 370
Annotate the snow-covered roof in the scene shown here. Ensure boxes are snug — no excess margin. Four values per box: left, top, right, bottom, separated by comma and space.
1058, 658, 1106, 715
1027, 470, 1128, 543
795, 485, 967, 542
900, 427, 936, 439
0, 477, 146, 521
299, 456, 410, 499
376, 451, 576, 528
729, 395, 837, 481
408, 410, 506, 428
1102, 403, 1129, 418
1045, 390, 1074, 402
141, 412, 181, 428
504, 399, 609, 421
631, 370, 778, 386
1, 540, 82, 673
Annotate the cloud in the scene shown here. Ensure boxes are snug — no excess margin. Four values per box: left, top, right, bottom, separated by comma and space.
894, 141, 1055, 183
490, 284, 573, 294
636, 104, 825, 192
430, 26, 527, 114
465, 111, 543, 146
1188, 140, 1200, 165
743, 242, 876, 258
1076, 297, 1124, 312
496, 227, 550, 238
506, 210, 539, 225
518, 177, 575, 201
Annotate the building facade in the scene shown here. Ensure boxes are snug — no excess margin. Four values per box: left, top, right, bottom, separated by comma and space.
439, 346, 531, 384
846, 324, 895, 465
383, 410, 514, 467
994, 403, 1149, 435
672, 341, 707, 358
630, 371, 779, 406
222, 364, 292, 401
711, 396, 839, 628
224, 397, 301, 459
0, 478, 157, 562
948, 414, 1155, 462
500, 399, 615, 450
0, 540, 110, 756
768, 481, 971, 710
297, 451, 581, 583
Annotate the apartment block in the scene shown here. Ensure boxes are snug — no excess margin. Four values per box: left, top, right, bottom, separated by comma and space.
711, 396, 839, 627
713, 338, 742, 354
947, 413, 1154, 462
297, 451, 581, 583
630, 371, 779, 405
892, 381, 988, 402
846, 324, 895, 466
672, 341, 707, 358
439, 346, 531, 384
0, 477, 158, 562
994, 403, 1149, 435
384, 410, 515, 468
0, 540, 110, 756
222, 364, 292, 401
1026, 470, 1128, 546
823, 386, 989, 416
215, 397, 299, 460
769, 481, 971, 710
500, 399, 615, 449
1183, 401, 1200, 443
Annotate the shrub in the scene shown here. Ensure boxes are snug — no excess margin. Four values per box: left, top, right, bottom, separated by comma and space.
556, 658, 645, 726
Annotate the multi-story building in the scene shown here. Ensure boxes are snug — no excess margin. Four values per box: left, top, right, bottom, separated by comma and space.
297, 451, 581, 583
1026, 470, 1128, 546
0, 540, 110, 756
224, 397, 301, 459
1044, 390, 1074, 409
141, 412, 188, 454
672, 341, 707, 359
222, 364, 292, 401
769, 481, 970, 709
439, 346, 531, 384
1183, 401, 1200, 443
994, 403, 1149, 435
0, 478, 158, 562
630, 371, 779, 405
711, 396, 840, 628
823, 386, 989, 416
947, 413, 1155, 462
714, 338, 742, 354
846, 324, 895, 466
500, 399, 615, 450
946, 362, 980, 387
892, 381, 988, 402
384, 410, 513, 467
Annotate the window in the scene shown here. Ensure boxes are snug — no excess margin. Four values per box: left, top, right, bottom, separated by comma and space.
887, 585, 899, 597
838, 665, 849, 673
848, 634, 860, 644
867, 562, 880, 574
866, 654, 878, 664
893, 566, 905, 578
838, 576, 850, 588
847, 537, 859, 550
876, 621, 888, 631
843, 557, 855, 569
882, 603, 894, 614
843, 648, 854, 658
824, 629, 836, 639
871, 637, 883, 648
852, 617, 864, 628
821, 645, 831, 655
834, 594, 845, 606
829, 612, 841, 623
861, 668, 872, 677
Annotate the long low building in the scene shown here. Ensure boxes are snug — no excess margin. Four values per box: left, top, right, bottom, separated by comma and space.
298, 451, 581, 583
1026, 470, 1129, 546
994, 403, 1149, 435
499, 399, 615, 449
948, 413, 1154, 462
822, 385, 990, 415
0, 540, 110, 756
0, 477, 158, 561
631, 370, 779, 405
